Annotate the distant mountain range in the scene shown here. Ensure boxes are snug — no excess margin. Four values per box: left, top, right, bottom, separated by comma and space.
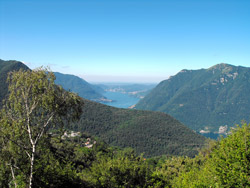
54, 72, 110, 102
0, 59, 206, 157
135, 63, 250, 133
96, 83, 156, 99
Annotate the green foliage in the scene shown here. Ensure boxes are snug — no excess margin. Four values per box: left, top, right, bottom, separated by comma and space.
207, 124, 250, 187
82, 149, 151, 188
136, 63, 250, 132
174, 123, 250, 187
2, 109, 250, 187
0, 68, 83, 187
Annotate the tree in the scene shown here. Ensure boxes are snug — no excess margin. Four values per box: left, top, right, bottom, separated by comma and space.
0, 68, 83, 188
82, 148, 150, 188
207, 123, 250, 187
173, 123, 250, 187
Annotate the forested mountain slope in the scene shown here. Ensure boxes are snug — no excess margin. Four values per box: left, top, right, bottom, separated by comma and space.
76, 99, 206, 157
0, 59, 206, 157
135, 63, 250, 132
54, 72, 106, 101
0, 59, 29, 104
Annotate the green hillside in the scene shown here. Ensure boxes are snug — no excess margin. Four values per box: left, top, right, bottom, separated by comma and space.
54, 72, 106, 101
135, 63, 250, 132
76, 99, 205, 157
0, 59, 29, 104
0, 60, 206, 157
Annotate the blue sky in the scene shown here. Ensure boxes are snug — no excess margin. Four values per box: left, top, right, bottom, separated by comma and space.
1, 0, 250, 83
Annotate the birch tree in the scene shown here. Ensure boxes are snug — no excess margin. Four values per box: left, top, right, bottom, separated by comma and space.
0, 68, 83, 188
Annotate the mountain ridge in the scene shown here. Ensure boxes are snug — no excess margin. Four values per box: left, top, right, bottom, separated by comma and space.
135, 63, 250, 132
54, 72, 109, 102
0, 59, 206, 157
0, 59, 29, 104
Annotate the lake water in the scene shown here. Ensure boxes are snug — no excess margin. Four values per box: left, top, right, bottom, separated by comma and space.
200, 132, 226, 140
199, 133, 220, 139
101, 91, 140, 108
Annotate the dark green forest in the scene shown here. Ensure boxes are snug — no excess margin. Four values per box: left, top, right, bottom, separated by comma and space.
76, 99, 205, 157
1, 61, 250, 187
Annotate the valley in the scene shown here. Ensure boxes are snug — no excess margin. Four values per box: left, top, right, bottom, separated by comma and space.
1, 0, 249, 186
100, 90, 141, 108
96, 83, 156, 108
0, 59, 205, 157
1, 59, 250, 187
53, 72, 156, 108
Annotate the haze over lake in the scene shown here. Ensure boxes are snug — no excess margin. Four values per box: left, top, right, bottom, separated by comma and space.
95, 82, 156, 108
101, 91, 140, 108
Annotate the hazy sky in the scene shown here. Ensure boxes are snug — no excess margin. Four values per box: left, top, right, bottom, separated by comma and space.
1, 0, 250, 83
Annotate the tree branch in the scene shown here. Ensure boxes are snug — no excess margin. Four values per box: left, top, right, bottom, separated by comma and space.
25, 150, 31, 161
7, 162, 17, 188
35, 112, 55, 145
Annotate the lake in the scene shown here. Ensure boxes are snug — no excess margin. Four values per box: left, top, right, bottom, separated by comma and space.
100, 91, 140, 108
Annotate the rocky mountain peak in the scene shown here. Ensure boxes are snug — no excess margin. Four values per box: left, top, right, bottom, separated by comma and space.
208, 63, 234, 73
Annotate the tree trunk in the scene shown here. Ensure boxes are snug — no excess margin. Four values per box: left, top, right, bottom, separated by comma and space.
29, 145, 36, 188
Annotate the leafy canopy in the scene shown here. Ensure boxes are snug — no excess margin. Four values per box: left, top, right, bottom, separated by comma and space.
0, 68, 83, 187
